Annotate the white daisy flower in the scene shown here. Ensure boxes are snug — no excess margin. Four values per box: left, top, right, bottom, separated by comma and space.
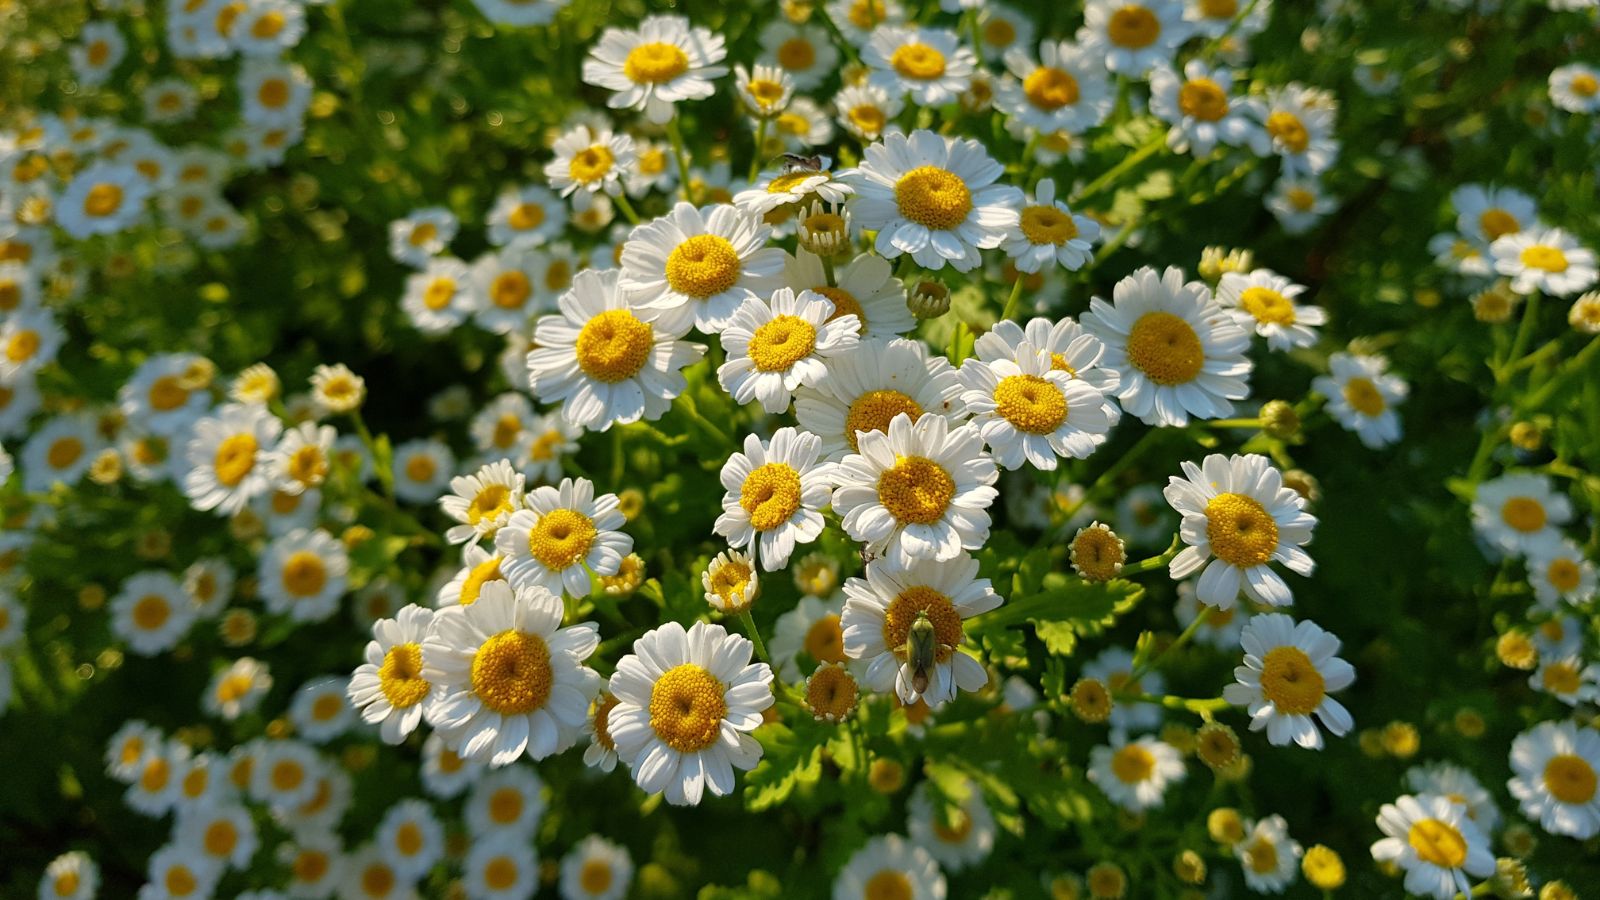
832, 412, 999, 565
757, 20, 837, 90
310, 363, 365, 416
440, 459, 525, 545
469, 392, 536, 459
1167, 448, 1319, 607
770, 592, 849, 682
1088, 734, 1187, 811
1526, 535, 1597, 608
863, 26, 976, 106
582, 693, 623, 772
1405, 763, 1502, 834
1535, 613, 1584, 661
581, 14, 728, 124
843, 129, 1022, 273
1000, 178, 1102, 274
517, 411, 581, 486
1491, 227, 1600, 297
619, 201, 786, 333
420, 732, 482, 799
39, 851, 99, 900
125, 739, 189, 816
1452, 184, 1539, 246
176, 802, 258, 871
55, 160, 154, 238
262, 421, 335, 497
401, 257, 475, 334
833, 83, 904, 142
1216, 269, 1325, 350
733, 164, 852, 218
0, 309, 63, 387
1311, 351, 1406, 449
203, 655, 273, 720
1266, 175, 1334, 235
487, 184, 566, 249
606, 620, 774, 806
438, 545, 510, 609
464, 833, 539, 900
1223, 613, 1354, 749
1370, 794, 1496, 900
289, 675, 354, 743
117, 354, 214, 438
423, 581, 601, 765
1471, 473, 1571, 556
232, 0, 305, 57
831, 834, 945, 900
71, 22, 126, 86
559, 834, 632, 900
734, 63, 795, 118
1549, 63, 1600, 114
768, 96, 836, 150
842, 554, 1001, 706
337, 844, 414, 900
388, 207, 457, 268
184, 402, 282, 515
111, 571, 197, 656
1253, 84, 1339, 176
784, 250, 913, 341
1508, 719, 1600, 839
106, 720, 163, 783
238, 58, 313, 128
140, 844, 221, 900
0, 262, 42, 317
1174, 580, 1250, 650
1531, 654, 1600, 706
495, 476, 631, 597
958, 339, 1113, 470
259, 528, 350, 623
170, 751, 234, 812
996, 40, 1113, 134
527, 269, 706, 431
545, 125, 636, 199
391, 438, 455, 505
248, 739, 323, 810
1077, 0, 1192, 75
719, 288, 861, 414
906, 778, 996, 871
713, 427, 836, 571
975, 316, 1123, 425
21, 414, 102, 493
374, 799, 444, 881
1149, 60, 1266, 157
795, 338, 966, 462
277, 832, 345, 899
469, 249, 544, 335
1081, 265, 1252, 427
1234, 815, 1301, 894
464, 764, 547, 838
624, 139, 677, 197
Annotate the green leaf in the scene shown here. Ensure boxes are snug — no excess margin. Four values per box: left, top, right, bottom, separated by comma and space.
744, 725, 822, 812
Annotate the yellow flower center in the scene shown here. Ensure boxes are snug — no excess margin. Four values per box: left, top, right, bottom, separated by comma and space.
740, 462, 804, 530
484, 856, 519, 890
47, 436, 85, 470
1547, 558, 1581, 592
1107, 5, 1161, 48
1287, 187, 1316, 211
1024, 66, 1080, 110
766, 172, 814, 195
1179, 78, 1229, 121
490, 414, 523, 450
83, 182, 123, 218
767, 35, 814, 71
845, 390, 923, 453
592, 693, 620, 751
251, 9, 285, 37
849, 104, 887, 135
894, 166, 972, 231
578, 859, 614, 893
649, 663, 727, 752
624, 42, 690, 84
204, 820, 238, 857
216, 672, 256, 703
1111, 744, 1156, 783
404, 454, 436, 483
804, 614, 846, 663
1543, 660, 1582, 694
994, 373, 1068, 434
292, 850, 329, 884
1500, 497, 1547, 533
288, 445, 327, 486
877, 456, 956, 525
379, 643, 429, 708
270, 759, 304, 791
360, 863, 394, 897
932, 807, 973, 842
1072, 528, 1126, 581
569, 145, 614, 184
890, 42, 947, 80
1020, 205, 1078, 245
53, 871, 80, 896
139, 756, 171, 792
1342, 376, 1385, 416
576, 309, 653, 383
87, 39, 113, 67
1545, 754, 1598, 804
864, 871, 913, 900
507, 202, 544, 231
422, 277, 456, 311
181, 768, 210, 798
1199, 0, 1237, 16
471, 629, 554, 715
394, 821, 423, 857
1245, 837, 1278, 874
165, 865, 198, 897
1407, 818, 1468, 869
545, 259, 573, 292
488, 787, 524, 823
281, 550, 328, 597
1520, 245, 1568, 273
459, 556, 505, 606
747, 314, 817, 372
1570, 73, 1599, 97
983, 18, 1017, 47
408, 222, 437, 247
527, 507, 596, 570
528, 431, 563, 461
1126, 312, 1204, 385
1478, 208, 1520, 240
468, 484, 514, 526
1259, 646, 1325, 714
1266, 111, 1310, 153
132, 594, 171, 630
141, 375, 186, 413
311, 693, 343, 721
1239, 286, 1296, 325
707, 556, 755, 606
213, 433, 258, 487
882, 585, 963, 661
0, 281, 19, 312
258, 78, 290, 109
805, 663, 858, 719
1204, 492, 1279, 568
666, 234, 743, 299
748, 78, 788, 108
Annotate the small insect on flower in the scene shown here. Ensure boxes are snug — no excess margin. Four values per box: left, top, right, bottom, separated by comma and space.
902, 610, 939, 696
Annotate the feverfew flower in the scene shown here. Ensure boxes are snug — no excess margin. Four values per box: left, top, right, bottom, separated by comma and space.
1215, 269, 1325, 350
439, 459, 525, 545
713, 427, 836, 571
1001, 178, 1101, 274
1491, 227, 1600, 297
1370, 794, 1495, 900
957, 340, 1112, 470
495, 476, 632, 598
1165, 453, 1316, 608
1223, 613, 1355, 749
1525, 535, 1597, 608
1088, 735, 1186, 811
1549, 63, 1600, 114
258, 528, 349, 623
618, 201, 786, 333
1149, 60, 1265, 157
863, 26, 978, 106
1311, 351, 1407, 449
717, 288, 861, 414
581, 14, 728, 124
996, 40, 1112, 134
1507, 719, 1600, 839
1471, 473, 1571, 556
1078, 0, 1192, 75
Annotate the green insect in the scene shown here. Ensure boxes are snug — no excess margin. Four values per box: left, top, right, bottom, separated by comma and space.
904, 610, 940, 695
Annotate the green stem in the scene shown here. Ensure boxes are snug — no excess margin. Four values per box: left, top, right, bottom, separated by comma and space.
1128, 610, 1209, 683
1522, 334, 1600, 411
675, 392, 732, 446
1116, 692, 1232, 718
1071, 130, 1167, 204
612, 190, 640, 225
1057, 428, 1162, 526
1118, 535, 1182, 577
665, 117, 695, 203
1204, 418, 1265, 430
1496, 290, 1542, 383
749, 118, 769, 181
809, 2, 861, 66
999, 276, 1026, 322
739, 609, 771, 665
